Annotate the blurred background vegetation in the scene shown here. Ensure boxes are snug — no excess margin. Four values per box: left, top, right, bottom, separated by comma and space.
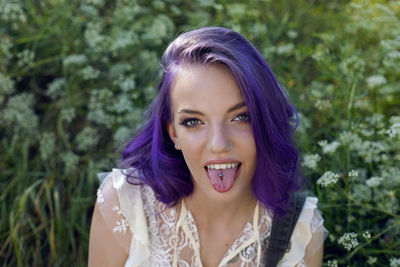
0, 0, 399, 266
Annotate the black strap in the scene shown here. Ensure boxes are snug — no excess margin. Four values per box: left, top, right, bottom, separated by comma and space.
264, 192, 307, 267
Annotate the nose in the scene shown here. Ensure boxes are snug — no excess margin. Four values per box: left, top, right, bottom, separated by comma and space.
207, 124, 232, 154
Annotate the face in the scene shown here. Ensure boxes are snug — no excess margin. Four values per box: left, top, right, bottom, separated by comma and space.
167, 64, 257, 203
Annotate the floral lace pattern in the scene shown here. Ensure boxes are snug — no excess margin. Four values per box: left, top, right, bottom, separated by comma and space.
96, 170, 327, 267
96, 189, 104, 204
111, 205, 129, 234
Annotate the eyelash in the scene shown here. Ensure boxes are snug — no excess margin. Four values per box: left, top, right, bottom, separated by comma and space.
178, 113, 250, 128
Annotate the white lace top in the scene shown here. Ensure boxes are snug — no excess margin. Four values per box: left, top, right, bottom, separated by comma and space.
96, 169, 327, 267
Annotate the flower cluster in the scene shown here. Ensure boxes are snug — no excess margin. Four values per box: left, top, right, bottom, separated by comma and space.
40, 132, 56, 161
390, 258, 400, 267
362, 231, 371, 239
302, 153, 321, 170
317, 171, 340, 187
337, 232, 359, 251
0, 93, 39, 133
318, 140, 340, 154
0, 72, 14, 103
348, 170, 358, 178
365, 177, 384, 187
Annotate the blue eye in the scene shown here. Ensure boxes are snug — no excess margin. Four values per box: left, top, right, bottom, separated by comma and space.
179, 118, 202, 128
233, 113, 250, 122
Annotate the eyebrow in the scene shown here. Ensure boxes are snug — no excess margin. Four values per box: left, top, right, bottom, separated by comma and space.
178, 102, 246, 115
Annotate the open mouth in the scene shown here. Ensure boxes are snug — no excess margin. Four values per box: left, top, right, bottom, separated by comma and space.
204, 162, 241, 170
204, 162, 242, 193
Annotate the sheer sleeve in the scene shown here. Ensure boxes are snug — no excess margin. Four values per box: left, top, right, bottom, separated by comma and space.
96, 171, 132, 254
278, 197, 328, 267
96, 169, 151, 266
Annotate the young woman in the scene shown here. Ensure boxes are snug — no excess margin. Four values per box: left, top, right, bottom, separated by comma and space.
89, 27, 327, 267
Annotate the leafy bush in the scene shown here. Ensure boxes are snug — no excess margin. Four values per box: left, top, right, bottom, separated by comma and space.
0, 0, 398, 266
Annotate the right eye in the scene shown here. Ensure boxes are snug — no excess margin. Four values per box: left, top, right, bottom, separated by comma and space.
179, 118, 202, 128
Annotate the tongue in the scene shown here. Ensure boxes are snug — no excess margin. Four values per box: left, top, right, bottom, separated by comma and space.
207, 166, 238, 193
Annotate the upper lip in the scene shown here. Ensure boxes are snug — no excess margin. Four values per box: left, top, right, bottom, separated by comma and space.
204, 159, 241, 167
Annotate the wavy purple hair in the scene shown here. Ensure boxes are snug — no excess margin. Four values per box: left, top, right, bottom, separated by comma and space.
121, 27, 301, 216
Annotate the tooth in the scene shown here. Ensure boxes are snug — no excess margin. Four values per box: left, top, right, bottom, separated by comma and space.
221, 164, 226, 169
216, 164, 221, 169
229, 163, 233, 168
210, 165, 215, 169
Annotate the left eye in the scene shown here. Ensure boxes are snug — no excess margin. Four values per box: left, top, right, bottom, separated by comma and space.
233, 113, 250, 122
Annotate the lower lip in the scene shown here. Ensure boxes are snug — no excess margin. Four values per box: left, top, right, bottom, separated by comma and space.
204, 164, 242, 193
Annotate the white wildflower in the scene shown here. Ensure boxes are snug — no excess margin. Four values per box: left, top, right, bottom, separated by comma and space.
338, 131, 358, 146
390, 258, 400, 267
109, 62, 132, 78
365, 113, 385, 129
0, 37, 13, 65
389, 116, 400, 124
46, 78, 66, 100
40, 132, 56, 160
386, 122, 400, 138
366, 74, 387, 88
0, 93, 39, 132
112, 95, 133, 114
0, 2, 27, 24
367, 257, 377, 265
75, 127, 99, 151
318, 140, 328, 147
61, 152, 79, 174
348, 170, 359, 178
63, 54, 87, 67
338, 232, 359, 251
319, 140, 340, 154
80, 66, 100, 80
79, 4, 98, 16
118, 77, 135, 92
326, 260, 338, 267
0, 72, 15, 102
85, 0, 104, 6
302, 154, 321, 170
113, 127, 131, 144
366, 176, 383, 187
287, 30, 298, 39
317, 171, 340, 187
84, 22, 104, 48
276, 43, 294, 55
362, 231, 371, 239
60, 108, 76, 123
87, 109, 113, 125
314, 99, 332, 110
357, 141, 387, 163
16, 49, 35, 68
110, 30, 136, 51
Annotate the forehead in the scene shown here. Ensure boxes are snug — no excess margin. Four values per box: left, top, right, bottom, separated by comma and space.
170, 64, 244, 112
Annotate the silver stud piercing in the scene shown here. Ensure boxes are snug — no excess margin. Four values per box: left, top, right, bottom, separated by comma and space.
218, 173, 223, 180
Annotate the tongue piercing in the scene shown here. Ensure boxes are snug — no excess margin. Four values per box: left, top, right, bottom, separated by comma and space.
218, 173, 223, 181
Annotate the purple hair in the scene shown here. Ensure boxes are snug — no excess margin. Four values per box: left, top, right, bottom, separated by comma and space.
121, 27, 301, 216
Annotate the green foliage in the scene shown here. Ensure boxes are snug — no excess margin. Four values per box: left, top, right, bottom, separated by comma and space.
0, 0, 399, 266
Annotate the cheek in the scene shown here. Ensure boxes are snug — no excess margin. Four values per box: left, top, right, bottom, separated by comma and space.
176, 128, 206, 160
233, 127, 257, 156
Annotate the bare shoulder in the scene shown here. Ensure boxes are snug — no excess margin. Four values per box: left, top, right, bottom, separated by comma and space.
88, 174, 131, 267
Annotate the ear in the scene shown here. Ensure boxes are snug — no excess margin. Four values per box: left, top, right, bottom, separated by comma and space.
167, 122, 181, 150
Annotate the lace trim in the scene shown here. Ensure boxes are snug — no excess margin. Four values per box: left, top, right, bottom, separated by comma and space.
97, 170, 324, 266
96, 189, 104, 204
112, 205, 129, 234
